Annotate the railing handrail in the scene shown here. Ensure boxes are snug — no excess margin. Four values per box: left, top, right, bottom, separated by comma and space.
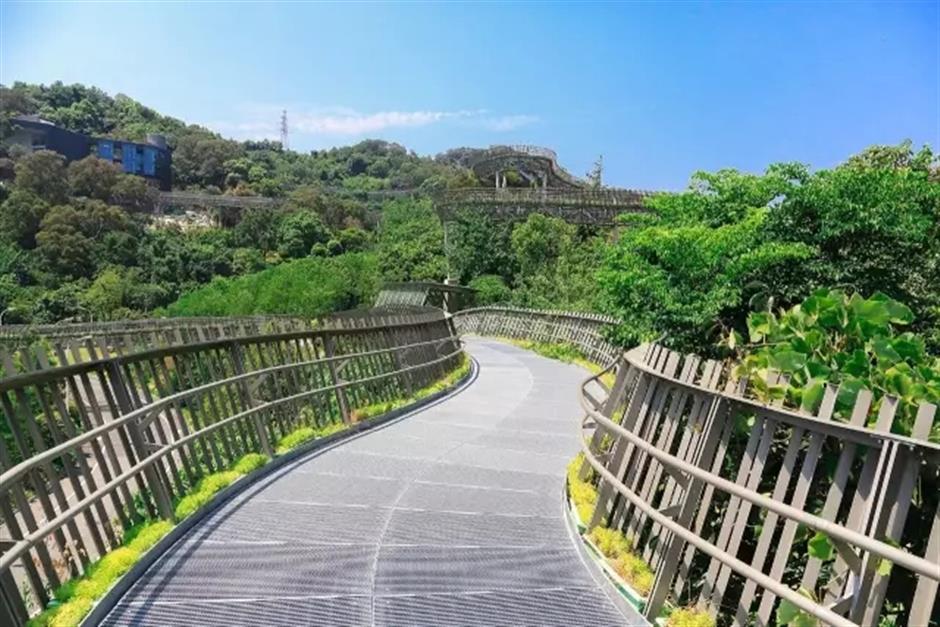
0, 335, 456, 493
0, 314, 446, 393
622, 348, 940, 459
578, 366, 939, 582
0, 340, 463, 575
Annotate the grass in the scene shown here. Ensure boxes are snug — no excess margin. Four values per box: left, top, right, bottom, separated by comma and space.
504, 339, 615, 388
567, 453, 599, 526
587, 524, 655, 597
174, 453, 270, 519
275, 422, 346, 454
350, 354, 471, 423
568, 454, 655, 598
28, 520, 174, 627
665, 607, 716, 627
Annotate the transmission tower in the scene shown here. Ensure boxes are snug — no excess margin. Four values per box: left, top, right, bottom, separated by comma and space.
280, 109, 289, 150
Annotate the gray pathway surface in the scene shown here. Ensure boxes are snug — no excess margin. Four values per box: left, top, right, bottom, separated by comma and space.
102, 339, 644, 626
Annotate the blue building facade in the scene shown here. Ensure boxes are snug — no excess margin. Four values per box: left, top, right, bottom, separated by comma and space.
9, 116, 172, 190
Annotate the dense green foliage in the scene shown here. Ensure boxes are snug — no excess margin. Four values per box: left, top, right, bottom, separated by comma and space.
599, 143, 939, 355
163, 253, 380, 317
731, 289, 940, 440
450, 209, 606, 312
0, 82, 480, 323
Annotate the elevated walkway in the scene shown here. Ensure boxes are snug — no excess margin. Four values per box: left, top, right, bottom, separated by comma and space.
101, 339, 643, 626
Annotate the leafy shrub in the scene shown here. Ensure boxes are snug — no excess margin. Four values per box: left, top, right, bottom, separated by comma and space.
28, 520, 174, 627
567, 453, 598, 525
666, 607, 715, 627
588, 526, 632, 559
468, 274, 511, 305
165, 252, 379, 317
732, 289, 940, 439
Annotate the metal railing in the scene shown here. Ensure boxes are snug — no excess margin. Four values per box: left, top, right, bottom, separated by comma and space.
453, 306, 620, 365
0, 315, 313, 349
0, 310, 462, 624
459, 306, 939, 626
581, 344, 939, 626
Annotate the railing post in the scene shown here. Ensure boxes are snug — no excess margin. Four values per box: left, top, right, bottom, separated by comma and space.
0, 543, 28, 627
323, 334, 351, 424
108, 361, 175, 521
231, 344, 274, 458
643, 392, 730, 620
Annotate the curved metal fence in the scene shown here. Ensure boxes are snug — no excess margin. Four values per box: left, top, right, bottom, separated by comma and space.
453, 306, 620, 365
0, 310, 462, 624
581, 344, 939, 626
458, 306, 939, 625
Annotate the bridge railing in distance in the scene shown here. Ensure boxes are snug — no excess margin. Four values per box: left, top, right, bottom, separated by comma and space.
0, 315, 314, 351
453, 306, 620, 365
0, 310, 463, 625
580, 343, 939, 626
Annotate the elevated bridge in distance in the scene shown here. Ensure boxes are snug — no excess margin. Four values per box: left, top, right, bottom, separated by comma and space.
433, 145, 653, 226
434, 187, 651, 226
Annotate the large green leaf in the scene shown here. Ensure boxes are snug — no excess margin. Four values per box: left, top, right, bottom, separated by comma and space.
807, 531, 833, 560
872, 337, 902, 365
801, 379, 826, 412
769, 350, 807, 373
748, 311, 773, 343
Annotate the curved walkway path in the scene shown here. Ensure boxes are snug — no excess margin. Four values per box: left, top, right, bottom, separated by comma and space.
102, 339, 644, 626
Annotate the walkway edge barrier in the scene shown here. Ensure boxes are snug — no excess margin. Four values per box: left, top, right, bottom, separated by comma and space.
80, 358, 478, 627
454, 306, 939, 627
0, 308, 463, 625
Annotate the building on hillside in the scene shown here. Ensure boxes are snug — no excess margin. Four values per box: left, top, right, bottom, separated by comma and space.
7, 115, 172, 190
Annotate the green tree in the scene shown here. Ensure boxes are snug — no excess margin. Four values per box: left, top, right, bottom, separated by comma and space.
0, 190, 48, 248
68, 156, 120, 200
511, 213, 576, 278
449, 210, 516, 283
14, 150, 69, 204
231, 247, 266, 275
599, 168, 813, 353
376, 199, 446, 282
82, 267, 128, 319
277, 210, 330, 258
468, 274, 511, 305
110, 174, 158, 212
233, 208, 282, 252
35, 205, 95, 278
764, 143, 940, 348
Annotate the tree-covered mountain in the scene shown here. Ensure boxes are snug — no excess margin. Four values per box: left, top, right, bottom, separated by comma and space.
0, 81, 475, 196
0, 82, 482, 323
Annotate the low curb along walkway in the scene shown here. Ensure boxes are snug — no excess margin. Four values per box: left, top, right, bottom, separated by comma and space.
102, 339, 645, 626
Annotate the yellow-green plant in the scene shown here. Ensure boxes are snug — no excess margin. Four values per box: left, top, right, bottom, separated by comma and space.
28, 520, 174, 627
666, 607, 715, 627
174, 453, 270, 519
566, 454, 598, 525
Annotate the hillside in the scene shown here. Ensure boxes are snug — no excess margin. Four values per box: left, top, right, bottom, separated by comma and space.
0, 82, 475, 324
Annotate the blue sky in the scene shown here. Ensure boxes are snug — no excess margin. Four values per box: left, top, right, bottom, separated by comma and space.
1, 2, 937, 189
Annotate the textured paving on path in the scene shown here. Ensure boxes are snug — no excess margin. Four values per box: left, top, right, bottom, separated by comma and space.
102, 339, 645, 626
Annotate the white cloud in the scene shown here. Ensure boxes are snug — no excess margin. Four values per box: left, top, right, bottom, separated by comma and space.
209, 105, 537, 140
478, 114, 540, 132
